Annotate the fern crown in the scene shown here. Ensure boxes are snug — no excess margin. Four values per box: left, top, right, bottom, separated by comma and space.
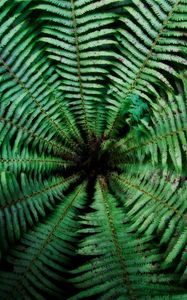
0, 0, 187, 299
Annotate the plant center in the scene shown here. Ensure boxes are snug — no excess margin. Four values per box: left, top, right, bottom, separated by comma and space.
79, 137, 109, 178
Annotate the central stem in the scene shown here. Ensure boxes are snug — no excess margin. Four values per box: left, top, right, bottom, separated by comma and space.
70, 0, 90, 137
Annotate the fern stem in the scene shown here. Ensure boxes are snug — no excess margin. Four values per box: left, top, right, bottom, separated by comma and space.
98, 178, 137, 300
70, 0, 90, 139
0, 158, 70, 165
0, 158, 75, 171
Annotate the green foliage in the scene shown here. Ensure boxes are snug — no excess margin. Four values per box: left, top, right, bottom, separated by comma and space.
0, 0, 187, 299
120, 94, 149, 125
70, 178, 186, 299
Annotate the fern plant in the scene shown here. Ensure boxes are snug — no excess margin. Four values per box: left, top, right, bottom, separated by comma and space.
0, 0, 187, 299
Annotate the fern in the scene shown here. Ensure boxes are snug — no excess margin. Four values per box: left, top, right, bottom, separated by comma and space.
70, 178, 186, 299
0, 0, 187, 299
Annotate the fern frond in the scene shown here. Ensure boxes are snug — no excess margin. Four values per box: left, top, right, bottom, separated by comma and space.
109, 170, 187, 274
0, 0, 187, 298
0, 115, 78, 159
70, 178, 185, 299
111, 77, 187, 172
0, 172, 79, 259
0, 144, 75, 176
0, 1, 80, 149
33, 0, 122, 136
0, 182, 87, 299
106, 0, 187, 137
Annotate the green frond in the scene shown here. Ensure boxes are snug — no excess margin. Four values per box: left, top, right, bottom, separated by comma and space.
70, 178, 185, 299
0, 144, 75, 175
33, 0, 122, 137
0, 1, 80, 149
0, 182, 87, 300
111, 77, 187, 172
105, 0, 187, 137
109, 170, 187, 274
0, 0, 187, 298
0, 114, 78, 158
0, 172, 79, 259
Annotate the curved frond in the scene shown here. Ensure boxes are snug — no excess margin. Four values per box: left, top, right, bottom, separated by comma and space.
70, 178, 185, 299
33, 0, 122, 136
0, 172, 79, 258
111, 77, 187, 172
109, 170, 187, 277
105, 0, 187, 137
0, 182, 87, 299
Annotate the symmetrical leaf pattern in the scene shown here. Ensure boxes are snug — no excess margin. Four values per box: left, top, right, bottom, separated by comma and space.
0, 0, 187, 299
